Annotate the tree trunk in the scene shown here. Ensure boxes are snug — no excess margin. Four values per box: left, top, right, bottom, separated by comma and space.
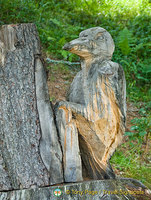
0, 24, 63, 191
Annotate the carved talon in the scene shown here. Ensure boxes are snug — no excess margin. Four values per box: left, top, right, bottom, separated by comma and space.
58, 101, 68, 109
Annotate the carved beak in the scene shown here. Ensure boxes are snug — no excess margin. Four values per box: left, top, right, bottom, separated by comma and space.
62, 43, 72, 51
63, 39, 91, 59
63, 38, 82, 52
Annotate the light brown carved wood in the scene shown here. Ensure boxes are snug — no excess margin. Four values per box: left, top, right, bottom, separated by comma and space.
56, 27, 126, 180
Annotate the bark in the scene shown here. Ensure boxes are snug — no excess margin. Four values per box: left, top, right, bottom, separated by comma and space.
0, 23, 63, 191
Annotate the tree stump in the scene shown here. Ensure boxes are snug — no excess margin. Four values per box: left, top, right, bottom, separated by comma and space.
0, 24, 63, 191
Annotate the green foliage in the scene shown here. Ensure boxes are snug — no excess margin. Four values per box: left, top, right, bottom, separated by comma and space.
1, 0, 151, 187
110, 142, 151, 188
117, 27, 134, 55
125, 102, 151, 141
125, 117, 150, 138
112, 102, 151, 188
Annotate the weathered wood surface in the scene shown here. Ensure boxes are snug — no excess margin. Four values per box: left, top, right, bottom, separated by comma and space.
0, 178, 150, 200
35, 58, 63, 185
0, 24, 63, 191
55, 106, 83, 182
56, 27, 126, 180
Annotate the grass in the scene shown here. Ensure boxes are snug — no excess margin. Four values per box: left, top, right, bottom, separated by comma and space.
111, 140, 151, 188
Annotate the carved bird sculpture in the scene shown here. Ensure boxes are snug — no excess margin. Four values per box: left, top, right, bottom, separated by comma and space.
56, 27, 126, 180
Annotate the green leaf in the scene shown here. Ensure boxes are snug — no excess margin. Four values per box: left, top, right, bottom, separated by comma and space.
130, 126, 139, 130
58, 37, 66, 46
60, 50, 68, 59
49, 18, 62, 26
136, 74, 149, 81
117, 27, 134, 55
139, 131, 147, 136
125, 132, 135, 136
47, 37, 56, 41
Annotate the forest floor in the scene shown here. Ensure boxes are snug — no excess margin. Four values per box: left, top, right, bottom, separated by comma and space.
46, 62, 151, 190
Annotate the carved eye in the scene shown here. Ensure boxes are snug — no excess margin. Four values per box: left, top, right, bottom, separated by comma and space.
99, 36, 104, 40
95, 32, 104, 40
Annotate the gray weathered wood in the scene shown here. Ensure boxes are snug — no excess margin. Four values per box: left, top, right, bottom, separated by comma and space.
0, 178, 150, 200
0, 23, 63, 191
56, 27, 126, 180
35, 58, 63, 185
55, 107, 83, 182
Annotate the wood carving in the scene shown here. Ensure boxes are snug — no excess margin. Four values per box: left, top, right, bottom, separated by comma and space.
1, 23, 150, 200
0, 24, 126, 190
56, 27, 126, 180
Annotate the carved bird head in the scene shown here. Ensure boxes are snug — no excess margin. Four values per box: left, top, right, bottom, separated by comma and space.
63, 27, 115, 60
